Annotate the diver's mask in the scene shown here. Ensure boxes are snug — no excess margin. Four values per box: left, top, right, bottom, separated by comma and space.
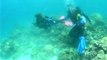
77, 13, 82, 20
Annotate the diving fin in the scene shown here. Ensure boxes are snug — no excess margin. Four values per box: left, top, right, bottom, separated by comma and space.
77, 36, 86, 54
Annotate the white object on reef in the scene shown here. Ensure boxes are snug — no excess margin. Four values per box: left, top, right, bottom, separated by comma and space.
59, 16, 65, 20
59, 16, 74, 26
64, 20, 73, 26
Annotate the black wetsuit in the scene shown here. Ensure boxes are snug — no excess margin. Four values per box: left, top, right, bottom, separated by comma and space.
67, 7, 88, 47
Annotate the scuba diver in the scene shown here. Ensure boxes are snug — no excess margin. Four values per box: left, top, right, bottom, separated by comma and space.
67, 5, 91, 24
67, 6, 91, 54
34, 13, 56, 29
60, 5, 91, 54
34, 6, 91, 54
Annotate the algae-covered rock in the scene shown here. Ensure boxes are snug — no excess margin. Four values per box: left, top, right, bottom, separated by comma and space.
92, 50, 106, 60
83, 36, 107, 60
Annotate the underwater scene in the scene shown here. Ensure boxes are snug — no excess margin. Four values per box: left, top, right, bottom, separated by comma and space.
0, 0, 107, 60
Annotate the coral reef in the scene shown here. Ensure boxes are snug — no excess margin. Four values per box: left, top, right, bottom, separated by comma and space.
83, 36, 107, 60
58, 48, 80, 60
86, 13, 107, 44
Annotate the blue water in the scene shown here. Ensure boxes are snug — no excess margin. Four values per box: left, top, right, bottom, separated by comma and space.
75, 0, 107, 16
0, 0, 107, 60
0, 0, 67, 39
0, 0, 107, 39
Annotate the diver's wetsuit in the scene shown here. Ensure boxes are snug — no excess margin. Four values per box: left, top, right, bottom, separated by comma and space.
69, 16, 86, 47
35, 13, 56, 29
67, 7, 88, 47
70, 18, 86, 38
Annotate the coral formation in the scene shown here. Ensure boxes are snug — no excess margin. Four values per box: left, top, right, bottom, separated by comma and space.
58, 48, 80, 60
83, 36, 107, 60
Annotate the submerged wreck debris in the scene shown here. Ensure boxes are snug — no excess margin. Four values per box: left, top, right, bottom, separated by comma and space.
0, 39, 17, 59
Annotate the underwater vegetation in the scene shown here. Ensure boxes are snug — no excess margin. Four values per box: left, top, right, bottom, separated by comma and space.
0, 11, 107, 60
